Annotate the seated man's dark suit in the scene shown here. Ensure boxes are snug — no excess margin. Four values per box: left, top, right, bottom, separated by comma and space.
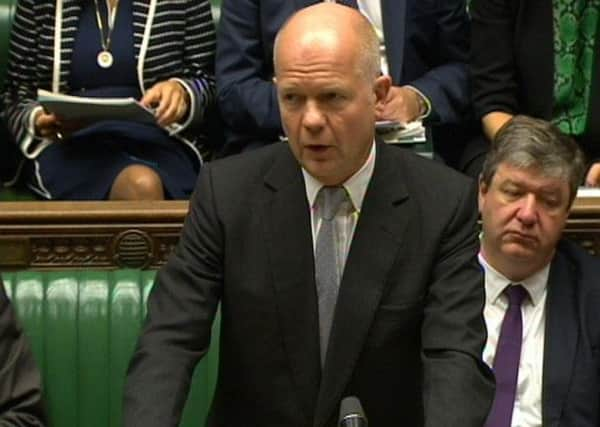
0, 275, 46, 426
538, 239, 600, 426
124, 141, 494, 427
215, 0, 481, 170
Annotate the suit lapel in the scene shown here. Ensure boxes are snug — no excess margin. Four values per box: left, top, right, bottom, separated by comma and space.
55, 0, 81, 93
262, 147, 321, 424
133, 0, 153, 88
381, 0, 406, 83
542, 249, 578, 426
313, 143, 410, 427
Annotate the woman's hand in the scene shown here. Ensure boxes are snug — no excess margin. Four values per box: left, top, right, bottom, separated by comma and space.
141, 80, 190, 127
586, 162, 600, 187
34, 110, 88, 140
34, 110, 63, 140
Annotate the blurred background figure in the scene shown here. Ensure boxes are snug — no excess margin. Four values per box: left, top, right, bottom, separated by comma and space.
0, 274, 46, 426
471, 0, 600, 186
2, 0, 216, 200
216, 0, 485, 178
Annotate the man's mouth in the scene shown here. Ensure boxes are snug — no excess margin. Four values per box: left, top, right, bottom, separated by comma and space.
504, 231, 538, 244
305, 144, 332, 153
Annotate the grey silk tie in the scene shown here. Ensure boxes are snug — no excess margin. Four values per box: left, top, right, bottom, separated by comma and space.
315, 186, 348, 365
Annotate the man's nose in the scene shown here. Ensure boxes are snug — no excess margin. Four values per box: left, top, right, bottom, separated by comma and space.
516, 194, 538, 225
302, 101, 326, 131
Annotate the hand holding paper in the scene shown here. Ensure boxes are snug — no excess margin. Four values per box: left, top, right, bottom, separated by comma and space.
376, 85, 424, 123
140, 79, 190, 127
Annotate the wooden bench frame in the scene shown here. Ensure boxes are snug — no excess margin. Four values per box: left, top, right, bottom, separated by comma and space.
0, 201, 188, 270
1, 197, 600, 270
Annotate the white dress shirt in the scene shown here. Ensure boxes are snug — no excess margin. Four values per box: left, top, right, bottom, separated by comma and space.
479, 254, 549, 427
302, 142, 375, 278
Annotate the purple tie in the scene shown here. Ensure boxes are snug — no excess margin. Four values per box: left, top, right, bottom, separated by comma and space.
485, 285, 528, 427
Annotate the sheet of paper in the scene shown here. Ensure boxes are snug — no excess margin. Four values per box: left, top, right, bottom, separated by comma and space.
376, 120, 426, 144
37, 89, 156, 125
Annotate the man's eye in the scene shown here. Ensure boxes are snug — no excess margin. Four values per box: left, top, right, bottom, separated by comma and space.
283, 93, 301, 104
324, 92, 343, 102
542, 197, 560, 209
502, 188, 521, 198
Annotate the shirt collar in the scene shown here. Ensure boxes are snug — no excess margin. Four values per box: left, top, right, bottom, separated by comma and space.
303, 141, 376, 213
478, 253, 550, 306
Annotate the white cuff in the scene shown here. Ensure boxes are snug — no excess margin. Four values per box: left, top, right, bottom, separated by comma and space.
20, 106, 52, 159
404, 85, 432, 120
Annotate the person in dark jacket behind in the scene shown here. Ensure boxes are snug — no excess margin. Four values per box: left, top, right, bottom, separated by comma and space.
0, 274, 46, 426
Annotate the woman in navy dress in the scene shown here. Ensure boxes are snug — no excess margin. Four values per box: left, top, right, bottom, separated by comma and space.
3, 0, 216, 200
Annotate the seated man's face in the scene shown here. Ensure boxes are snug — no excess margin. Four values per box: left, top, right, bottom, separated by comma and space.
479, 162, 571, 278
275, 32, 388, 186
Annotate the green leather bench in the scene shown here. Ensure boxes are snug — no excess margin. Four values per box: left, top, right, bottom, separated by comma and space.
2, 269, 220, 426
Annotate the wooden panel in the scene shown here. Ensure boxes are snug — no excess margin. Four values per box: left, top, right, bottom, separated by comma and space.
0, 201, 187, 270
2, 197, 600, 270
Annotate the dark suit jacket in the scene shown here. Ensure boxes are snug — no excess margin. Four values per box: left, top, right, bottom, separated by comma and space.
541, 239, 600, 427
215, 0, 471, 154
0, 275, 46, 426
124, 141, 494, 427
470, 0, 600, 146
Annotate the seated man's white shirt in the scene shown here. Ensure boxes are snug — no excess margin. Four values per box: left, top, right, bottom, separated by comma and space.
325, 0, 388, 74
357, 0, 389, 75
479, 254, 548, 427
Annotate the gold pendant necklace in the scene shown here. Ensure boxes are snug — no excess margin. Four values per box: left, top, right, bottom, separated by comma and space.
93, 0, 119, 68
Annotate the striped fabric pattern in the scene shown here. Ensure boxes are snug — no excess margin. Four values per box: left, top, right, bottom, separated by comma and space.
2, 0, 216, 159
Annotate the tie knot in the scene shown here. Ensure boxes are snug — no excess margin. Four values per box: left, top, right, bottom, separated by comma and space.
505, 284, 528, 308
318, 186, 348, 220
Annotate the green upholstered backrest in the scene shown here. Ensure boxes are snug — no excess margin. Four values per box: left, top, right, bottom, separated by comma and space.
2, 270, 220, 427
0, 0, 16, 87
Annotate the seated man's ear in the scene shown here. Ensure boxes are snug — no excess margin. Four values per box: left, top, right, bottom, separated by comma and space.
373, 75, 391, 106
478, 176, 488, 212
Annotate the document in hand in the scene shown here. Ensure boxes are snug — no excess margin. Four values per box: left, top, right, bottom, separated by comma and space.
375, 120, 426, 144
37, 89, 156, 125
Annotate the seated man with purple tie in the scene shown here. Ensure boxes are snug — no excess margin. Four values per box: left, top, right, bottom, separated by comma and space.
478, 115, 600, 427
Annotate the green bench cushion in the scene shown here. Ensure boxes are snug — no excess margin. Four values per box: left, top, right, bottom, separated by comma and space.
3, 270, 219, 427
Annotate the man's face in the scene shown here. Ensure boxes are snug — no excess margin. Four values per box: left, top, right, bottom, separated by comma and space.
479, 163, 571, 278
275, 35, 388, 185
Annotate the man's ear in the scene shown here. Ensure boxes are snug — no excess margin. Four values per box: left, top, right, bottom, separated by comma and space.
373, 75, 391, 107
478, 176, 488, 212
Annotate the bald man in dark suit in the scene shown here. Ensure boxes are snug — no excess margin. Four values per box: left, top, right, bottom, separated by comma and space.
124, 5, 494, 426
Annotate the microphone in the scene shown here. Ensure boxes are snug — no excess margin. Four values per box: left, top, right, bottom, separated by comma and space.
339, 396, 367, 427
